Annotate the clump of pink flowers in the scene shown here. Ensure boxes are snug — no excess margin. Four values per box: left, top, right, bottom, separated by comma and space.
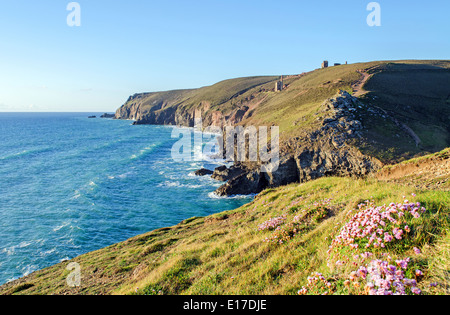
329, 200, 425, 252
298, 272, 333, 295
257, 216, 286, 232
262, 225, 293, 244
258, 198, 335, 246
351, 258, 422, 295
301, 195, 429, 296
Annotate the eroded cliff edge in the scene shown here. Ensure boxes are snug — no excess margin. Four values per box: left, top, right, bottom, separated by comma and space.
212, 91, 383, 196
116, 89, 383, 196
114, 61, 450, 196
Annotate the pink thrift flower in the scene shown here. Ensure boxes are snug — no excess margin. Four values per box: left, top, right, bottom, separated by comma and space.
411, 287, 422, 295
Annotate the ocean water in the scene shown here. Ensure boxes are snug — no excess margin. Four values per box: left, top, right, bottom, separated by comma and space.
0, 113, 252, 285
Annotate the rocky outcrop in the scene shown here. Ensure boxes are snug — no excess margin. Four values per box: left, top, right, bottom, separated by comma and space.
133, 106, 182, 126
194, 168, 214, 176
100, 113, 115, 118
215, 170, 267, 196
211, 164, 250, 182
212, 91, 383, 196
114, 87, 273, 129
291, 90, 382, 182
118, 88, 383, 197
214, 156, 298, 196
114, 90, 195, 126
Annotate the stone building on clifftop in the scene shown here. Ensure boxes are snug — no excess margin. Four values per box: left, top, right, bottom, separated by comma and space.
275, 75, 284, 92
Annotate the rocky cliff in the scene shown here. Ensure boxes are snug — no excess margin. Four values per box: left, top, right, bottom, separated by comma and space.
114, 76, 281, 128
114, 61, 450, 196
118, 89, 384, 196
213, 91, 383, 196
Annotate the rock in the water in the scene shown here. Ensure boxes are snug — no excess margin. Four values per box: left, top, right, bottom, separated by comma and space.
215, 170, 266, 196
211, 164, 247, 182
194, 168, 214, 176
100, 113, 115, 118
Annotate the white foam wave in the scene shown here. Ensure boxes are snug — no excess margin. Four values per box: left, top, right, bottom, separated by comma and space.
208, 192, 256, 200
2, 240, 41, 256
0, 147, 52, 161
118, 172, 133, 179
21, 265, 38, 277
53, 222, 71, 232
158, 181, 180, 188
158, 181, 203, 189
130, 144, 159, 160
41, 248, 56, 256
71, 190, 82, 200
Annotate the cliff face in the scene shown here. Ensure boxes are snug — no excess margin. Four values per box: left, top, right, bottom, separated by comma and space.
214, 91, 383, 196
115, 76, 281, 128
115, 90, 197, 126
114, 61, 450, 196
118, 89, 384, 196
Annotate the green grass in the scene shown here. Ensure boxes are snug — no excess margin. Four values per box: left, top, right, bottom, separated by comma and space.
3, 60, 450, 295
117, 60, 450, 164
386, 147, 449, 167
360, 61, 450, 161
2, 173, 448, 295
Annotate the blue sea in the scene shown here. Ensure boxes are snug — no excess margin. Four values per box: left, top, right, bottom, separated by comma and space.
0, 113, 251, 285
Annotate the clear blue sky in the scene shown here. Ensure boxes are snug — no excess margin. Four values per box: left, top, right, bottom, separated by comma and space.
0, 0, 449, 112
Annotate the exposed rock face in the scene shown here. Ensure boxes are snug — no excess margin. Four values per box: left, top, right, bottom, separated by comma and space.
291, 90, 382, 182
211, 164, 249, 182
100, 113, 115, 118
214, 156, 298, 196
118, 89, 383, 197
293, 141, 380, 182
115, 89, 272, 129
212, 91, 383, 196
194, 168, 214, 176
132, 106, 182, 126
114, 91, 195, 126
265, 156, 300, 187
215, 170, 267, 196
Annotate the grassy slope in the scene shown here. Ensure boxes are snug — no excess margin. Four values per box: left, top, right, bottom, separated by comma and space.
127, 76, 280, 115
2, 149, 449, 295
2, 61, 450, 295
119, 60, 450, 163
377, 148, 450, 191
357, 61, 450, 162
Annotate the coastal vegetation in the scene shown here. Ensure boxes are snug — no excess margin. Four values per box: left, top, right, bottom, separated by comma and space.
114, 60, 450, 197
1, 60, 449, 295
116, 60, 450, 164
1, 148, 448, 295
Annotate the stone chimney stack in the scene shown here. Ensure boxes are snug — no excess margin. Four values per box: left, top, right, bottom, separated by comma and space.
275, 75, 283, 92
